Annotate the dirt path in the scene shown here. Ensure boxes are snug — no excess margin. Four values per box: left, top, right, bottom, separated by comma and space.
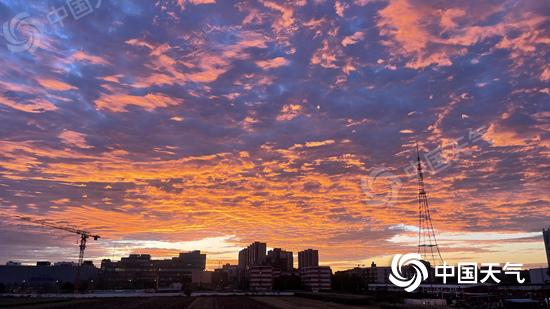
252, 296, 382, 309
187, 296, 273, 309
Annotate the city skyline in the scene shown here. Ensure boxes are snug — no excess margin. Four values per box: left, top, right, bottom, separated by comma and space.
0, 0, 549, 272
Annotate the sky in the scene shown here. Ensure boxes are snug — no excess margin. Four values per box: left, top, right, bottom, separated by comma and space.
0, 0, 548, 271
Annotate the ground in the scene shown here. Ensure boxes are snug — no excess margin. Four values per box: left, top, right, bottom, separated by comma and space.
0, 296, 404, 309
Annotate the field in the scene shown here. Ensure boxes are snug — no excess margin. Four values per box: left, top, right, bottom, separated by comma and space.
0, 296, 398, 309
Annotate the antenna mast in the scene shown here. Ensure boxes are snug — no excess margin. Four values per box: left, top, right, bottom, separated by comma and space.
416, 143, 443, 266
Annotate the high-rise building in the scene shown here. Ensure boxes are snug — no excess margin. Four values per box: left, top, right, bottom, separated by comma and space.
238, 248, 248, 269
544, 227, 550, 271
248, 242, 267, 266
237, 242, 267, 290
267, 248, 293, 272
298, 249, 319, 269
238, 242, 267, 269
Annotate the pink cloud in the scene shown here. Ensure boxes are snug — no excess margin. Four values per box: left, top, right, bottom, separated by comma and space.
59, 130, 93, 149
71, 51, 110, 65
256, 57, 290, 69
341, 32, 365, 47
176, 0, 216, 10
0, 96, 57, 113
95, 93, 182, 112
36, 78, 77, 91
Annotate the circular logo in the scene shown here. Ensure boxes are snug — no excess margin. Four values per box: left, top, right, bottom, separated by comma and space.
389, 253, 428, 292
360, 167, 402, 206
2, 12, 43, 53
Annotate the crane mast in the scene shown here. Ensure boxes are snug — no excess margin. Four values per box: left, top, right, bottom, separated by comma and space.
17, 216, 100, 292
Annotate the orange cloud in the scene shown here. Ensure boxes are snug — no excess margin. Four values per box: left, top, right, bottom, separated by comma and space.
341, 32, 365, 47
305, 139, 336, 148
261, 0, 295, 32
95, 93, 182, 112
377, 0, 548, 70
276, 104, 302, 121
176, 0, 216, 10
36, 78, 77, 91
256, 57, 290, 69
0, 96, 57, 113
311, 39, 339, 68
71, 51, 110, 65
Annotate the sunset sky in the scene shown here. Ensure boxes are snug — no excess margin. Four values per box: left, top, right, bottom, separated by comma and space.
0, 0, 548, 271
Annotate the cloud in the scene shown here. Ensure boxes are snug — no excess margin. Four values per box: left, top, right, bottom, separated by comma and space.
36, 79, 77, 91
256, 57, 290, 69
59, 130, 93, 149
95, 93, 182, 112
276, 104, 303, 121
341, 32, 365, 47
0, 96, 57, 113
176, 0, 216, 10
71, 51, 110, 65
304, 140, 336, 148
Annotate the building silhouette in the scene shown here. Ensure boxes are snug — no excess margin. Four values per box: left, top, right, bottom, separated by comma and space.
298, 249, 331, 291
238, 242, 271, 291
238, 242, 266, 268
0, 261, 98, 292
267, 248, 293, 272
544, 227, 550, 271
100, 251, 206, 289
298, 249, 319, 269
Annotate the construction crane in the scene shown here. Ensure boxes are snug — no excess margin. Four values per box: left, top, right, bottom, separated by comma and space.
17, 216, 100, 292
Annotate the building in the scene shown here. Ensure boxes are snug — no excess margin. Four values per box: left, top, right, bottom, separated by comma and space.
0, 261, 99, 292
300, 266, 331, 292
367, 262, 392, 284
191, 270, 213, 288
267, 248, 293, 272
529, 268, 550, 284
238, 242, 267, 268
249, 265, 273, 291
298, 249, 319, 269
213, 264, 239, 290
100, 251, 206, 290
544, 227, 550, 271
297, 249, 330, 292
238, 242, 268, 290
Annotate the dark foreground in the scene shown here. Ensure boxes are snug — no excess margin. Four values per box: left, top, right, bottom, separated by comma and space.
0, 296, 399, 309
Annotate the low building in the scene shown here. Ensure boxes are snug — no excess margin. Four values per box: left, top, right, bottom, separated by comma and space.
249, 265, 273, 291
529, 268, 550, 284
0, 261, 98, 292
213, 264, 239, 290
100, 251, 206, 290
300, 266, 331, 292
191, 270, 213, 288
367, 263, 392, 284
